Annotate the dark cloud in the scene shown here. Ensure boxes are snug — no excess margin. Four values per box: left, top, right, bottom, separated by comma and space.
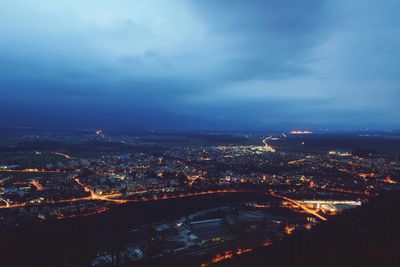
0, 0, 399, 130
189, 0, 331, 79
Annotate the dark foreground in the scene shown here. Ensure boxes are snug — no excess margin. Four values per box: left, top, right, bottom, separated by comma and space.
1, 192, 399, 267
210, 191, 400, 267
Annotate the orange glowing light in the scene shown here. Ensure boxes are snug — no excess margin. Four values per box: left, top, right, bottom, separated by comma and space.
384, 177, 396, 184
284, 225, 295, 235
288, 159, 306, 165
201, 247, 254, 266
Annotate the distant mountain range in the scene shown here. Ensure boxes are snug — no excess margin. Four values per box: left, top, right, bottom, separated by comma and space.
1, 103, 398, 131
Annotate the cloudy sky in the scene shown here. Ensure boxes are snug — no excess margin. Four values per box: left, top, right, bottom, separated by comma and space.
0, 0, 399, 130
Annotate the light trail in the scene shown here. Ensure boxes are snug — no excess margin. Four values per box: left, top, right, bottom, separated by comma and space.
0, 188, 263, 210
0, 188, 330, 217
271, 192, 328, 221
30, 180, 44, 191
290, 130, 313, 135
74, 178, 90, 192
262, 136, 277, 152
0, 186, 353, 223
299, 200, 362, 205
0, 198, 10, 207
288, 159, 306, 165
74, 178, 126, 204
124, 189, 247, 203
52, 152, 76, 160
384, 177, 396, 184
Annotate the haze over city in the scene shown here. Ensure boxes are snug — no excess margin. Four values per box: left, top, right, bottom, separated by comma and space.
1, 0, 399, 130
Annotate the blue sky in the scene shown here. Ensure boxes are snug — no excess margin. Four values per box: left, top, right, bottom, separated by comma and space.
0, 0, 399, 130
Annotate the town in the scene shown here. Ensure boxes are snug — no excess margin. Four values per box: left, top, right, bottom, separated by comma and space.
0, 130, 399, 266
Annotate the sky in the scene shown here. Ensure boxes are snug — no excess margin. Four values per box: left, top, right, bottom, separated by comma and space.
0, 0, 399, 130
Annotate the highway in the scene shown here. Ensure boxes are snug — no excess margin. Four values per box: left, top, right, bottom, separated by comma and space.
30, 180, 44, 191
288, 159, 306, 165
0, 186, 330, 223
262, 136, 277, 152
0, 187, 267, 210
52, 152, 76, 160
0, 176, 349, 222
0, 171, 340, 222
271, 192, 328, 221
0, 198, 10, 207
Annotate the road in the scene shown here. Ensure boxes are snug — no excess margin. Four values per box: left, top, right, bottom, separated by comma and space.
52, 152, 76, 159
0, 188, 267, 210
271, 192, 328, 221
0, 187, 329, 223
0, 178, 333, 222
0, 198, 10, 207
262, 136, 276, 152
